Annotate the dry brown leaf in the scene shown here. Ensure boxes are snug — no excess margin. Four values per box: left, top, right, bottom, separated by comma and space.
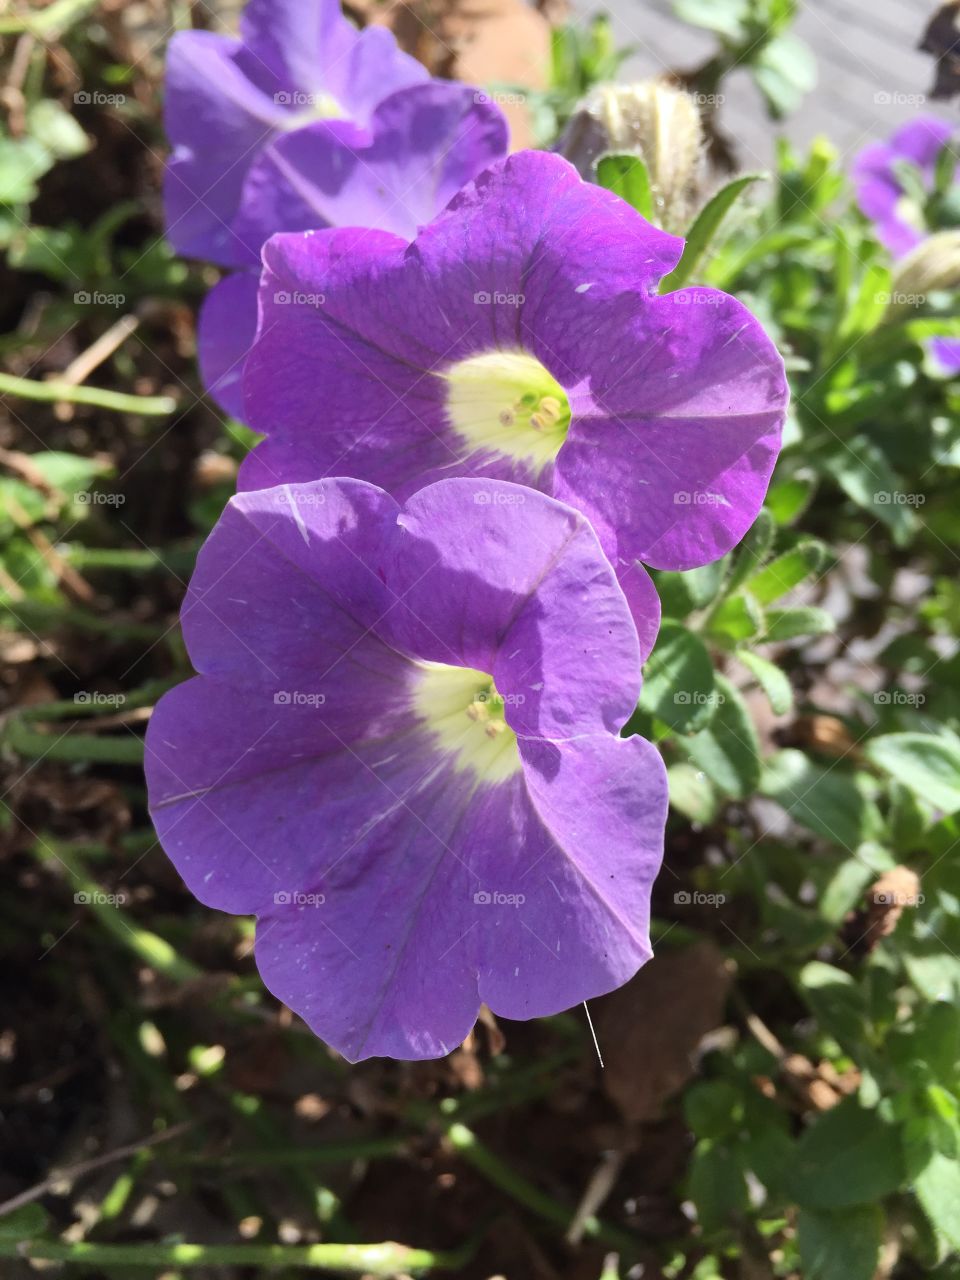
593, 941, 732, 1124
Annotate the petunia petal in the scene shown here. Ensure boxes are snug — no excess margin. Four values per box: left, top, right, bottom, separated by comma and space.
196, 272, 260, 418
146, 477, 668, 1062
240, 152, 786, 585
554, 286, 786, 570
379, 478, 643, 736
473, 735, 666, 1020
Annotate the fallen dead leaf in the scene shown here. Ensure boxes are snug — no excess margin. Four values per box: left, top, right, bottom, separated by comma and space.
593, 941, 733, 1124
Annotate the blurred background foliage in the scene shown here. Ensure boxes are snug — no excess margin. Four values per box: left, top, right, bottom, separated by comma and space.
1, 0, 959, 1278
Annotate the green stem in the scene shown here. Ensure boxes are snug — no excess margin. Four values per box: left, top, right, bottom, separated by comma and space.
1, 680, 174, 764
35, 843, 201, 985
2, 717, 144, 764
63, 544, 199, 575
0, 372, 176, 416
443, 1122, 639, 1255
0, 1238, 470, 1274
19, 678, 174, 722
0, 0, 101, 35
0, 598, 161, 641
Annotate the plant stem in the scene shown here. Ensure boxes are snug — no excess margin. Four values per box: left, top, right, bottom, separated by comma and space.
63, 544, 200, 575
1, 680, 174, 764
0, 1238, 471, 1274
0, 372, 176, 416
443, 1122, 640, 1255
0, 598, 161, 641
1, 717, 144, 764
35, 843, 201, 985
0, 0, 101, 35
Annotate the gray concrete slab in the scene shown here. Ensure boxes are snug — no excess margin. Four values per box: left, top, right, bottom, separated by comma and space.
570, 0, 957, 168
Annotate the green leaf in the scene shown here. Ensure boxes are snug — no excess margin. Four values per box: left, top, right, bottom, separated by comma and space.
785, 1100, 904, 1208
595, 153, 654, 221
705, 592, 764, 646
667, 762, 718, 823
661, 174, 765, 290
866, 734, 960, 816
0, 137, 52, 203
653, 560, 726, 619
6, 223, 81, 283
915, 1150, 960, 1249
765, 475, 814, 525
0, 1203, 48, 1240
687, 1141, 749, 1232
761, 749, 880, 848
753, 33, 817, 119
684, 1081, 744, 1141
904, 939, 960, 1004
748, 540, 827, 604
818, 858, 874, 924
798, 1205, 883, 1280
888, 778, 933, 850
934, 139, 958, 200
30, 450, 112, 498
27, 99, 90, 160
639, 621, 717, 733
763, 605, 835, 642
838, 262, 892, 343
724, 510, 776, 594
798, 961, 868, 1049
736, 649, 793, 715
674, 0, 748, 40
682, 675, 760, 799
829, 437, 918, 544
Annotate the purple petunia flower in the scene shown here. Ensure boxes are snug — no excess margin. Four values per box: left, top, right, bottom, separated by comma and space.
930, 336, 960, 375
164, 0, 507, 415
165, 0, 426, 267
852, 116, 954, 257
240, 151, 788, 584
145, 476, 667, 1062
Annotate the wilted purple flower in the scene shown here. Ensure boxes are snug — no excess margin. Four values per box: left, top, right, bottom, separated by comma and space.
145, 477, 667, 1062
852, 116, 954, 257
241, 151, 788, 579
164, 0, 507, 414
